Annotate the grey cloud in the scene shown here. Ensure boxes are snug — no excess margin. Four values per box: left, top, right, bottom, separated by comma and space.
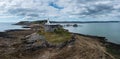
76, 0, 105, 3
67, 0, 120, 17
8, 8, 34, 14
81, 4, 114, 15
8, 8, 45, 17
27, 14, 39, 17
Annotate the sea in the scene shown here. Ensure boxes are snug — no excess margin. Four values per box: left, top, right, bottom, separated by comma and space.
63, 23, 120, 44
0, 22, 25, 32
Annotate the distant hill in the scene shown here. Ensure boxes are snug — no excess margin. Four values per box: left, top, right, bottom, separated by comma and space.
14, 20, 47, 25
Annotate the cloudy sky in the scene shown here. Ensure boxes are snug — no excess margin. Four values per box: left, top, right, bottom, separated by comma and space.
0, 0, 120, 22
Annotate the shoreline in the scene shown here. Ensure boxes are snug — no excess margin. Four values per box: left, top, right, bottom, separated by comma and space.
0, 21, 120, 59
0, 22, 119, 45
72, 32, 120, 47
1, 28, 120, 58
0, 21, 119, 47
0, 27, 120, 46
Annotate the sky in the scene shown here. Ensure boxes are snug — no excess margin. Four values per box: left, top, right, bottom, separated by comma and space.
0, 0, 120, 22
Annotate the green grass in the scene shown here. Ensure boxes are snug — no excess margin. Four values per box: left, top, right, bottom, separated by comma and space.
38, 28, 72, 44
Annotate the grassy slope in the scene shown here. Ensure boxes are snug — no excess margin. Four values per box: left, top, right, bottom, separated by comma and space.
38, 27, 72, 44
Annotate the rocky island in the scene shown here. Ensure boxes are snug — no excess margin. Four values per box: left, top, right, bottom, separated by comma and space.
0, 20, 120, 59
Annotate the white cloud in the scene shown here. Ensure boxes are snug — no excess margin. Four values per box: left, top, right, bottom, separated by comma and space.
0, 15, 15, 18
0, 0, 120, 21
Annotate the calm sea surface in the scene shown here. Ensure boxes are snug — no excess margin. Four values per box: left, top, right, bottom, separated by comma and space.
63, 23, 120, 44
0, 22, 24, 32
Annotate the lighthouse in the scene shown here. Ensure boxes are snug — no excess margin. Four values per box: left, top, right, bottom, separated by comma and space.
44, 18, 62, 32
46, 18, 50, 25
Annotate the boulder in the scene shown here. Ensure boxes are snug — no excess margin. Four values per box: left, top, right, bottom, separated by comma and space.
25, 33, 45, 43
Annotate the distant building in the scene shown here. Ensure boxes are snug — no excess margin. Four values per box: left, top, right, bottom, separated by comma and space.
44, 19, 62, 32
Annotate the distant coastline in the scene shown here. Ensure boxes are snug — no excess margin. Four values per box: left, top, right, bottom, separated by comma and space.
14, 20, 120, 26
50, 21, 120, 23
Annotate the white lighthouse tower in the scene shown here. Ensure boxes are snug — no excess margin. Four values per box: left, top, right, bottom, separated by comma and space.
46, 18, 50, 25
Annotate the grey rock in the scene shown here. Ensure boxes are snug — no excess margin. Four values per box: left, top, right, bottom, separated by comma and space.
25, 33, 45, 43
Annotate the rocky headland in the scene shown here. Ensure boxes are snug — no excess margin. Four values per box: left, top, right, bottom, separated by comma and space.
0, 20, 120, 59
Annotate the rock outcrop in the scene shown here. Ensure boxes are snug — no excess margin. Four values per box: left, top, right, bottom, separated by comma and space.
20, 33, 76, 52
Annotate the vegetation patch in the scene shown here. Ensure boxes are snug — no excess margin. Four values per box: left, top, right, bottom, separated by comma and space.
38, 28, 72, 44
31, 20, 47, 24
106, 46, 120, 59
